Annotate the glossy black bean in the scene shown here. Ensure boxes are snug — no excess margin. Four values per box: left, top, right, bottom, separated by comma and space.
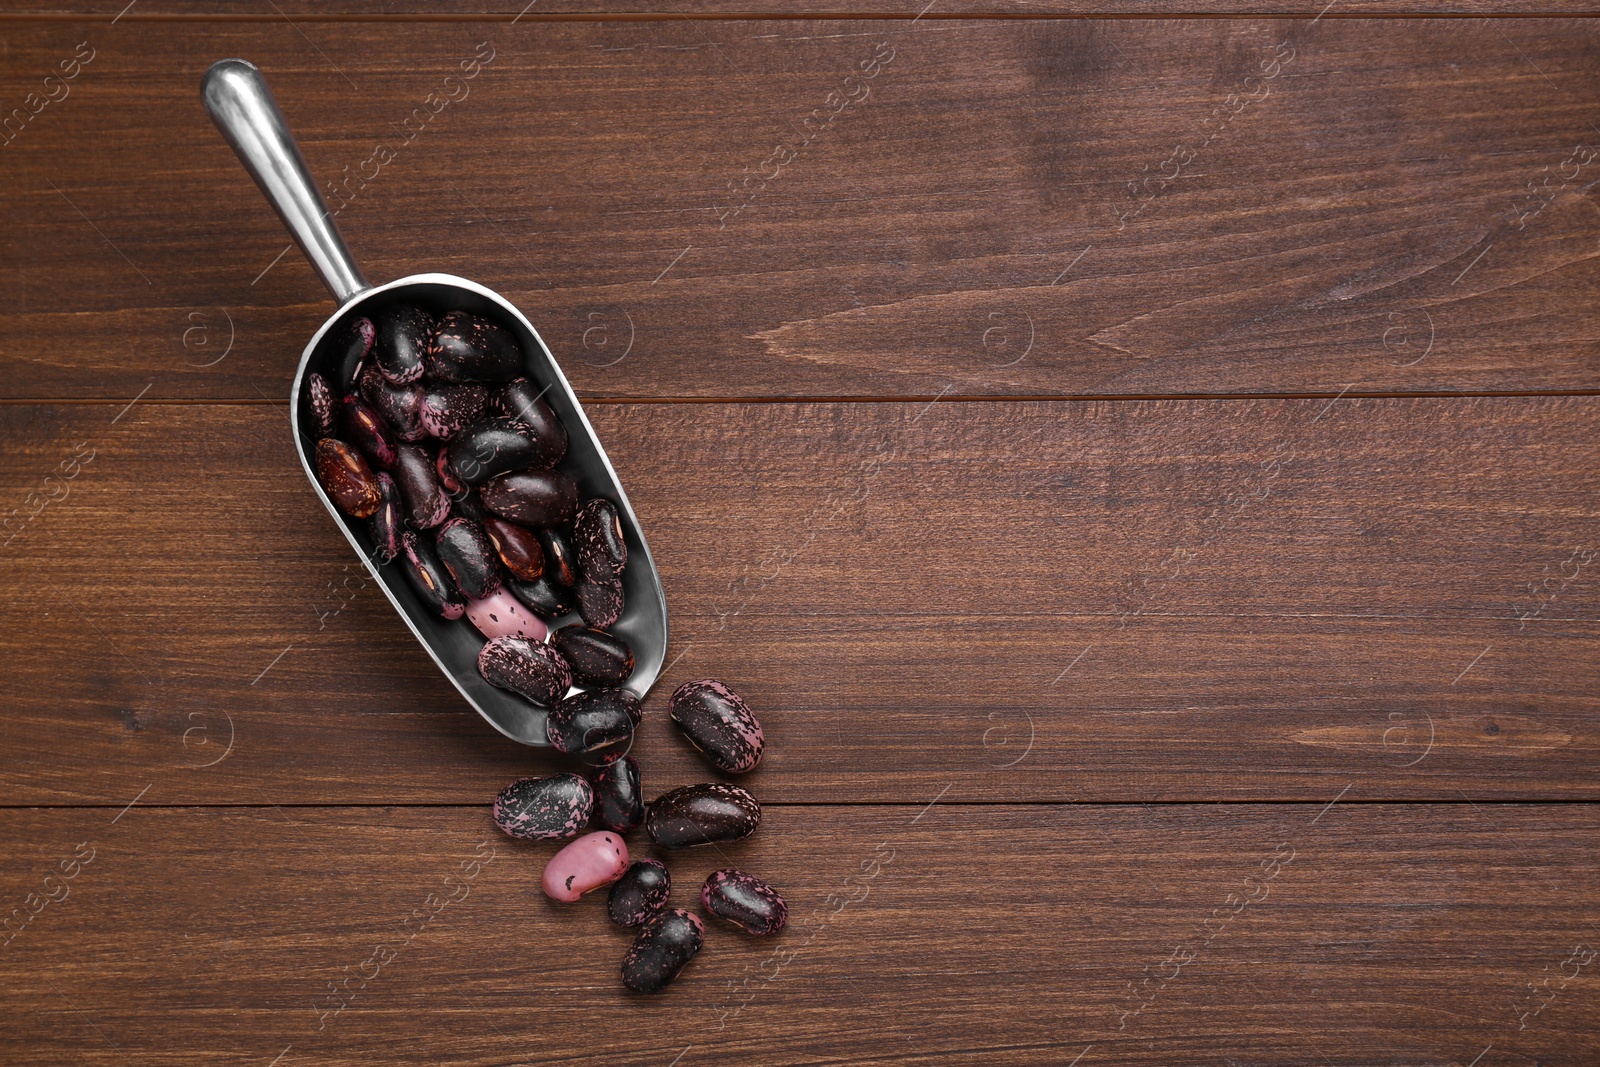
328, 315, 374, 389
483, 517, 544, 581
367, 472, 404, 562
340, 395, 398, 470
400, 530, 465, 620
593, 755, 645, 835
477, 635, 572, 706
498, 378, 568, 465
392, 445, 451, 529
646, 783, 761, 849
546, 688, 638, 755
306, 372, 337, 438
419, 382, 492, 441
492, 773, 593, 841
429, 310, 524, 383
622, 909, 704, 994
506, 575, 577, 620
446, 416, 551, 486
701, 869, 788, 936
435, 518, 502, 599
551, 625, 634, 687
358, 364, 427, 443
540, 527, 578, 586
373, 304, 432, 384
670, 679, 764, 775
607, 857, 667, 926
577, 576, 624, 629
448, 485, 488, 525
481, 469, 578, 527
574, 498, 627, 581
436, 448, 463, 493
315, 438, 380, 518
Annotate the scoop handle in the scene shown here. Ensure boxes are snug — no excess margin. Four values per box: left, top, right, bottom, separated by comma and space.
201, 58, 368, 304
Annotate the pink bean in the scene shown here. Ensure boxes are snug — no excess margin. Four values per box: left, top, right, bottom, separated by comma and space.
542, 831, 630, 902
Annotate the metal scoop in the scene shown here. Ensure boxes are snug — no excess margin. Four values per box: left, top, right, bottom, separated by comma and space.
201, 58, 668, 746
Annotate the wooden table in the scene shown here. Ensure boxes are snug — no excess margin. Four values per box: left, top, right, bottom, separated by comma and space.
4, 3, 1599, 1063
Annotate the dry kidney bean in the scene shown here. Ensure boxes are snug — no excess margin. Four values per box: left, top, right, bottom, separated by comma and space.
607, 858, 668, 926
701, 869, 787, 936
447, 416, 555, 486
622, 909, 704, 994
646, 783, 761, 849
437, 449, 463, 493
328, 315, 374, 389
359, 366, 426, 442
340, 395, 398, 470
368, 472, 404, 562
574, 499, 627, 581
465, 588, 547, 642
540, 527, 578, 586
551, 625, 633, 687
577, 576, 624, 629
493, 773, 592, 840
506, 574, 576, 620
373, 303, 431, 384
499, 378, 568, 464
419, 382, 492, 442
448, 485, 489, 525
435, 518, 501, 599
483, 517, 544, 581
546, 688, 639, 755
670, 679, 763, 774
307, 372, 337, 438
482, 469, 578, 527
478, 635, 572, 706
315, 438, 381, 518
392, 444, 451, 529
400, 530, 465, 619
542, 831, 629, 902
430, 310, 524, 383
592, 754, 644, 834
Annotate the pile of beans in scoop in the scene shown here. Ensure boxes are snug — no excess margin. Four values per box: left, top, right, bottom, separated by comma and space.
308, 301, 785, 994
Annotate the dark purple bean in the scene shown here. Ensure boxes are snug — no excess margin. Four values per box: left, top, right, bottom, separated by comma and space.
607, 857, 667, 926
306, 372, 337, 438
499, 378, 568, 465
492, 773, 593, 841
436, 449, 463, 493
551, 625, 634, 687
373, 303, 432, 384
574, 499, 627, 581
506, 575, 576, 620
484, 517, 545, 581
400, 530, 465, 620
646, 783, 761, 849
594, 755, 644, 834
447, 416, 557, 486
670, 679, 764, 775
478, 635, 572, 706
546, 689, 639, 755
540, 528, 578, 586
435, 518, 502, 599
315, 438, 380, 518
448, 485, 488, 524
419, 382, 492, 442
392, 444, 451, 529
340, 395, 398, 470
359, 365, 427, 443
367, 472, 404, 563
701, 869, 787, 936
481, 470, 578, 527
622, 909, 704, 994
429, 310, 524, 383
328, 315, 375, 390
577, 576, 624, 629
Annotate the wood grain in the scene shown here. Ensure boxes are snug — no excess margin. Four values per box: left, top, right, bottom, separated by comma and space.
2, 803, 1596, 1066
2, 4, 1594, 17
4, 18, 1600, 400
4, 398, 1598, 805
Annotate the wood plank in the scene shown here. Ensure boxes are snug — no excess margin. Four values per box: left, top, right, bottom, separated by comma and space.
4, 18, 1600, 399
4, 397, 1599, 805
3, 4, 1594, 16
1, 802, 1596, 1065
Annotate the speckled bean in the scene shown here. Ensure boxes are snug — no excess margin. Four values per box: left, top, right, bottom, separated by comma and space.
701, 869, 787, 936
541, 831, 629, 903
400, 530, 465, 620
435, 518, 502, 599
315, 438, 380, 518
373, 303, 432, 384
607, 858, 668, 927
477, 635, 572, 706
492, 773, 593, 841
670, 679, 764, 774
622, 909, 704, 994
551, 625, 634, 687
577, 576, 624, 629
481, 469, 578, 527
574, 498, 627, 581
546, 688, 639, 755
646, 783, 761, 849
429, 310, 524, 383
593, 755, 644, 835
465, 588, 546, 641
